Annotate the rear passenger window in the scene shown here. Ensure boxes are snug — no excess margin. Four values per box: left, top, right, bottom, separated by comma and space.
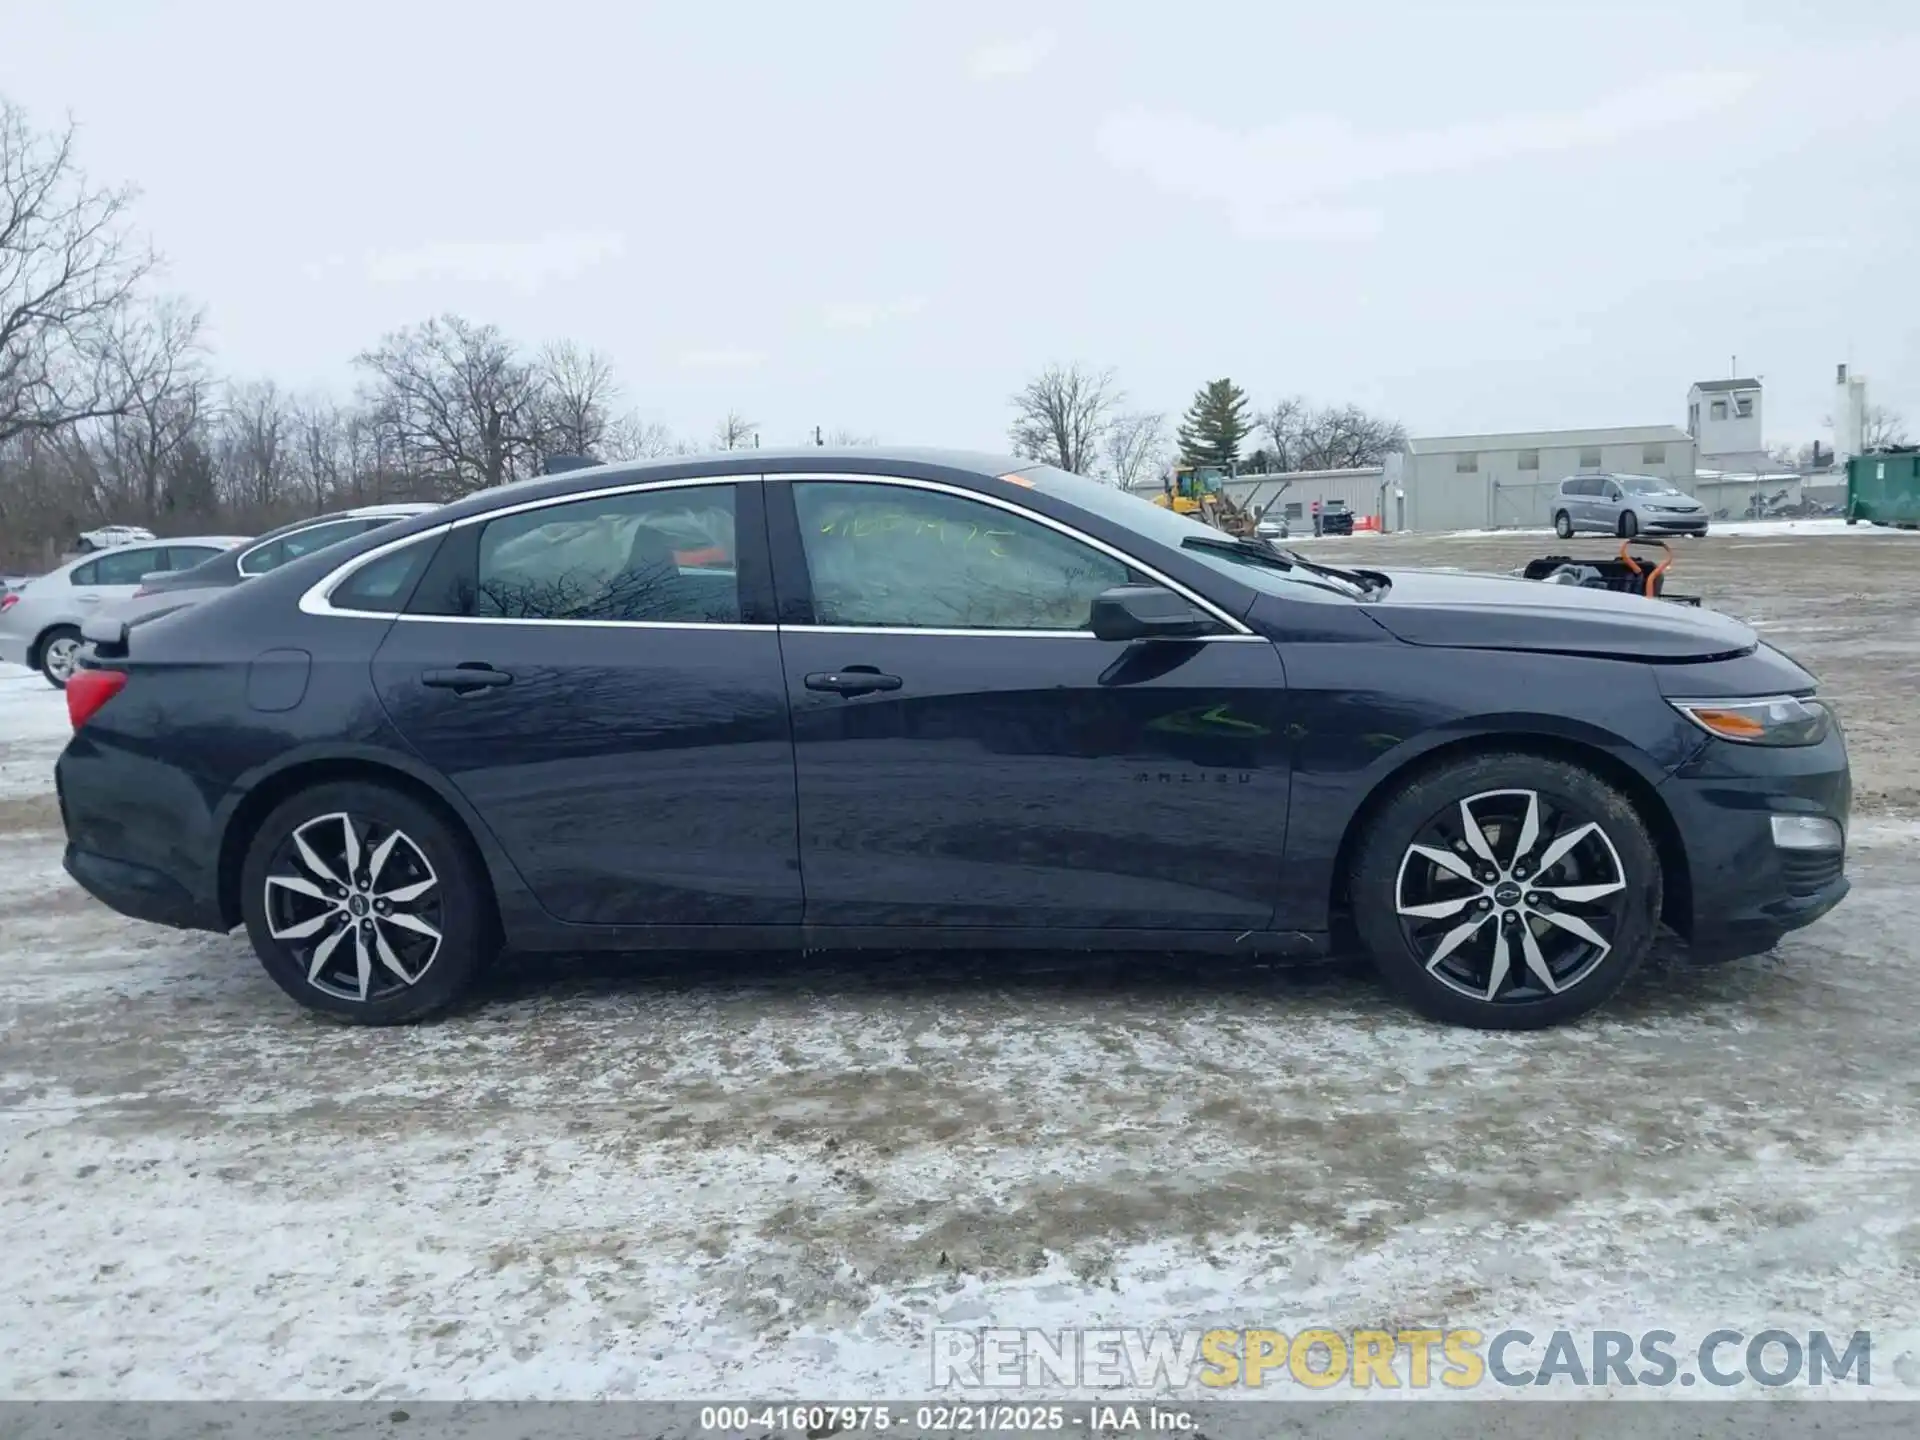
329, 538, 439, 614
447, 485, 739, 624
74, 546, 170, 586
164, 546, 222, 570
245, 519, 369, 575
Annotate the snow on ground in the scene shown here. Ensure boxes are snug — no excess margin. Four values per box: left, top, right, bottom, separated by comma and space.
4, 559, 1920, 1410
1417, 518, 1916, 541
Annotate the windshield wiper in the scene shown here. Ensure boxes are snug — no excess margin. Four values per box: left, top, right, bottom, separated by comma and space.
1180, 534, 1295, 571
1179, 533, 1376, 598
1272, 548, 1389, 596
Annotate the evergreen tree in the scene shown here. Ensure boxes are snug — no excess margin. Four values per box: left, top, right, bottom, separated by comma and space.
1176, 379, 1252, 468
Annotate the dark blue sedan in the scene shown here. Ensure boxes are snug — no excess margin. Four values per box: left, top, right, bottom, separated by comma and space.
55, 448, 1850, 1028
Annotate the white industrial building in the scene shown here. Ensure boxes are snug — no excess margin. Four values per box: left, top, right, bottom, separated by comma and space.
1394, 425, 1697, 532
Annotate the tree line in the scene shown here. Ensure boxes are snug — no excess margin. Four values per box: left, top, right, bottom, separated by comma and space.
1007, 366, 1408, 491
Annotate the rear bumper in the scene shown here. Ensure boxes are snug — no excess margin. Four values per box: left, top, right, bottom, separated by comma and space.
63, 845, 219, 930
0, 631, 28, 668
1662, 726, 1851, 960
56, 734, 228, 933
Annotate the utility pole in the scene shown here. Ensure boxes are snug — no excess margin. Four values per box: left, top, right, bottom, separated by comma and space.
814, 425, 824, 446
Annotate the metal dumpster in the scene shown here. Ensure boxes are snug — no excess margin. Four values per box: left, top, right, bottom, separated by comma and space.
1847, 449, 1920, 528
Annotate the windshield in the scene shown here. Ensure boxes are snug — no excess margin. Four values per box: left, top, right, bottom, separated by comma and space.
1618, 475, 1679, 495
1017, 464, 1374, 601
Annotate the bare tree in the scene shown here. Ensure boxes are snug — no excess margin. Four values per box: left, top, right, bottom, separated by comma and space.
356, 315, 544, 495
89, 296, 208, 523
217, 378, 294, 518
601, 412, 678, 461
1862, 404, 1911, 451
1008, 364, 1118, 474
1261, 396, 1406, 472
1101, 410, 1167, 490
535, 340, 621, 457
1258, 397, 1308, 472
0, 99, 157, 448
713, 409, 757, 450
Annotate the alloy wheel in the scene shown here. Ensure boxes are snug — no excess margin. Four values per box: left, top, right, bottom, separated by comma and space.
262, 812, 444, 1003
1393, 787, 1630, 1004
43, 635, 81, 683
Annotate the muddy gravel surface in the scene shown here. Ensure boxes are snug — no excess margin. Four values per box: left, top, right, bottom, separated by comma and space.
2, 532, 1919, 1405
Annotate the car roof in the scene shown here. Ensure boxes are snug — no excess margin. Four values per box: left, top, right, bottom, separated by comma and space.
436, 446, 1029, 522
246, 503, 438, 545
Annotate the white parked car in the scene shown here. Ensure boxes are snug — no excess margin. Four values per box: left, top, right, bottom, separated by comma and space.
0, 534, 250, 687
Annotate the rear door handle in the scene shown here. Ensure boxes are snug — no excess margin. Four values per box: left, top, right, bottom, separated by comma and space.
422, 664, 514, 694
804, 669, 903, 697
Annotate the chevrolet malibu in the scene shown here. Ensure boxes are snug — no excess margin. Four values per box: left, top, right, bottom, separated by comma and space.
54, 448, 1850, 1029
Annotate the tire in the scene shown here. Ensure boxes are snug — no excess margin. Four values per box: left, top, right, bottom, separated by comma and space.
38, 625, 83, 690
1618, 510, 1639, 539
1552, 511, 1574, 539
1349, 752, 1662, 1030
239, 780, 496, 1024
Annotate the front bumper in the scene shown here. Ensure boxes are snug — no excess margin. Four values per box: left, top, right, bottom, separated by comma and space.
1640, 513, 1709, 534
1661, 724, 1851, 960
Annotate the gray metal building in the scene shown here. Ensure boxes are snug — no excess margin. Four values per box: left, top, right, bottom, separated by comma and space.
1400, 425, 1697, 532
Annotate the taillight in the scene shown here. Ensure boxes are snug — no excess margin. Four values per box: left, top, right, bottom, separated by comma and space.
0, 593, 18, 612
67, 668, 128, 731
131, 585, 156, 599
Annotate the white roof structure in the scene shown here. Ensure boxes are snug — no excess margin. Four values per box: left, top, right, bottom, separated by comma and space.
1406, 425, 1692, 455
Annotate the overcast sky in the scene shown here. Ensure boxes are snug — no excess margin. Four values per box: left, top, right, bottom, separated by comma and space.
4, 0, 1916, 452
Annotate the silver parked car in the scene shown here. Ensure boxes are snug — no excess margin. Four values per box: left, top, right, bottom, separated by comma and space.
0, 534, 250, 687
1552, 473, 1708, 539
103, 503, 440, 631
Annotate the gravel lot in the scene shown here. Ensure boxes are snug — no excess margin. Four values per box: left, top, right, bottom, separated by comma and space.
2, 522, 1918, 1407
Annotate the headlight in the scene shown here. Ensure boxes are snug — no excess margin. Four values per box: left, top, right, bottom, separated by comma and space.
1669, 694, 1831, 746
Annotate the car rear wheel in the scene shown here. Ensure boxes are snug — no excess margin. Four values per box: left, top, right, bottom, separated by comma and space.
1618, 510, 1639, 538
1552, 511, 1574, 539
1349, 753, 1662, 1029
38, 625, 83, 689
239, 781, 495, 1024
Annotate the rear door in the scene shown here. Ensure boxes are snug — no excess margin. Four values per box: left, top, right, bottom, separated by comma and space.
766, 474, 1293, 932
368, 475, 802, 930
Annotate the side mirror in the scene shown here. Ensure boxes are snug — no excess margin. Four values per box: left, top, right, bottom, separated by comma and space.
1089, 584, 1216, 642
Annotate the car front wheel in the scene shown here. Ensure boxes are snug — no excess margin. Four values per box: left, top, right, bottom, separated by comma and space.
1618, 510, 1639, 538
38, 625, 83, 689
239, 780, 495, 1024
1350, 753, 1662, 1029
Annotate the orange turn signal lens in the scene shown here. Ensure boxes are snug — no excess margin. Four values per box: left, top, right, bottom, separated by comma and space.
1670, 696, 1831, 746
1686, 708, 1769, 740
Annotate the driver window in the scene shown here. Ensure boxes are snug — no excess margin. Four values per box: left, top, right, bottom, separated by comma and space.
791, 481, 1132, 631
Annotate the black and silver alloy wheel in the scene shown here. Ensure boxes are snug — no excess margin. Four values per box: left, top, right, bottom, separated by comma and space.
240, 780, 494, 1024
1394, 788, 1627, 1004
1351, 753, 1661, 1029
263, 812, 444, 1002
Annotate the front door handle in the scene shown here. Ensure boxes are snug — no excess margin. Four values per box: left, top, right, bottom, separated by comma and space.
804, 668, 903, 697
422, 664, 514, 694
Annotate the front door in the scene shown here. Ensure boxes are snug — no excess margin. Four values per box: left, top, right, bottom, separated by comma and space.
767, 476, 1292, 932
371, 476, 802, 929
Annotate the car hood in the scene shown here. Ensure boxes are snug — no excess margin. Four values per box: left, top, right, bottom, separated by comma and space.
1358, 567, 1756, 661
